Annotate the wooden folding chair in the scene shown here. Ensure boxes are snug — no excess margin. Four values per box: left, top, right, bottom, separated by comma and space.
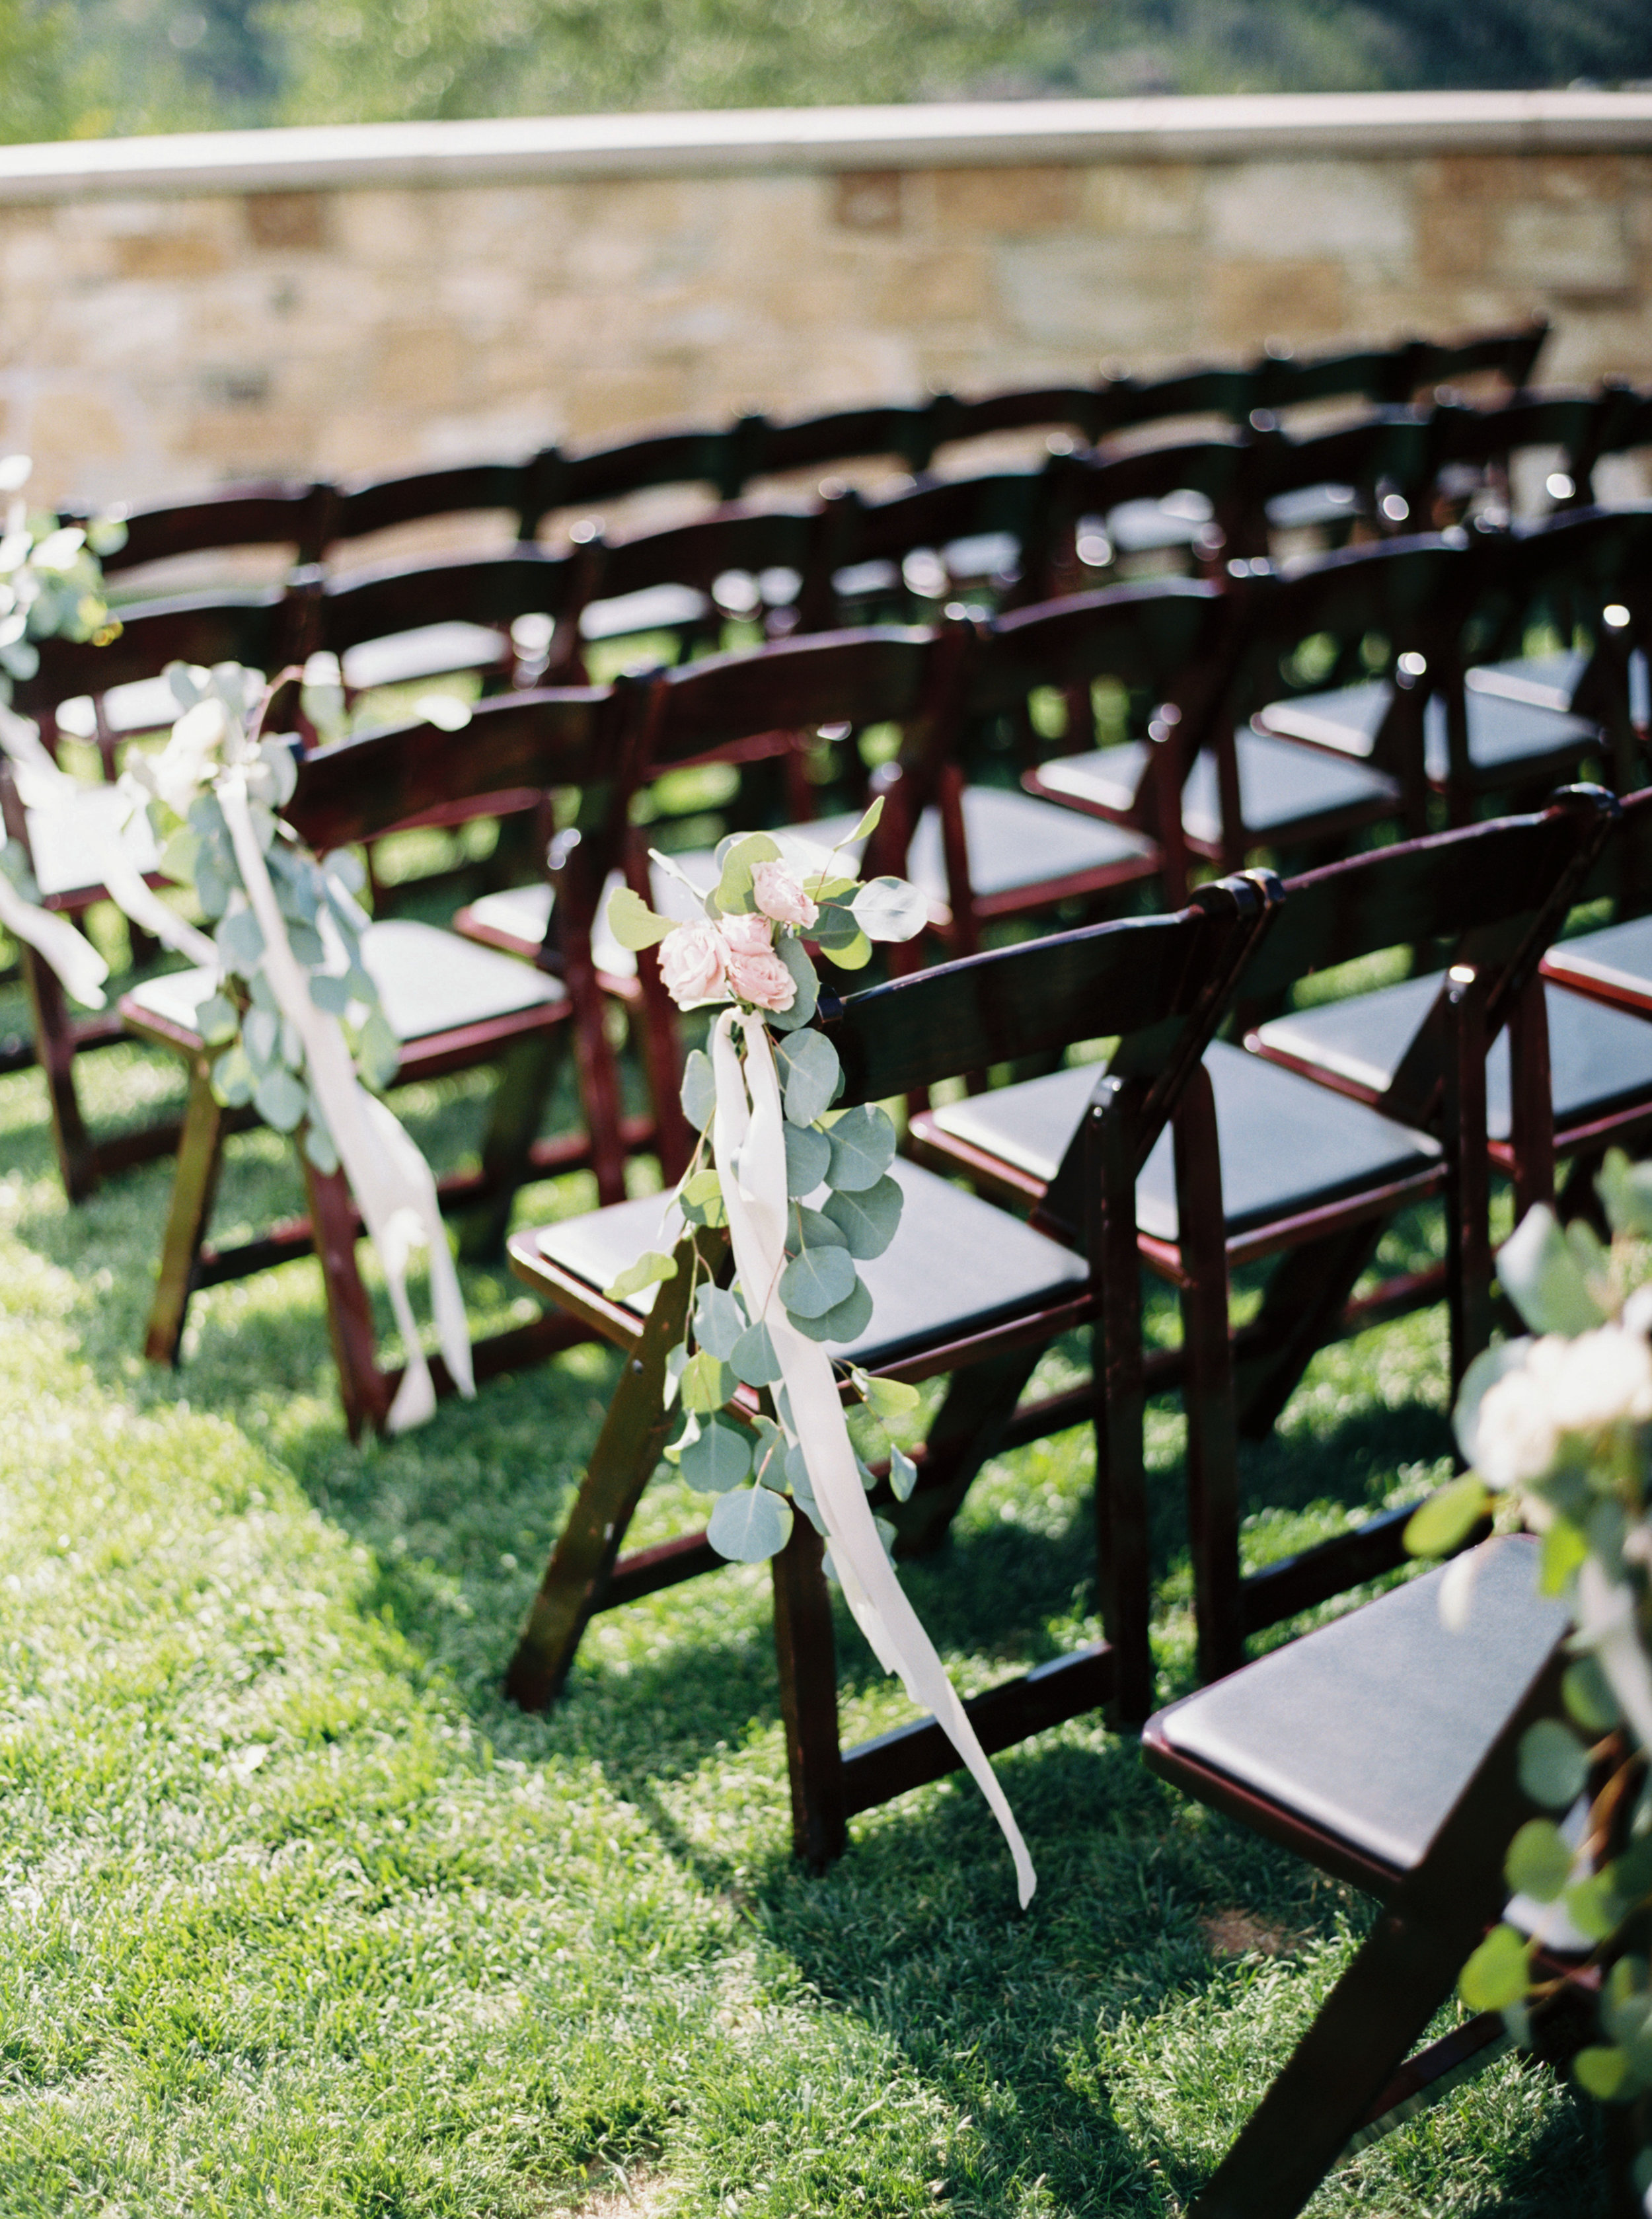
120, 684, 632, 1437
57, 480, 334, 591
909, 792, 1616, 1679
1141, 1534, 1600, 2219
2, 586, 312, 1196
1022, 547, 1418, 895
502, 871, 1281, 1867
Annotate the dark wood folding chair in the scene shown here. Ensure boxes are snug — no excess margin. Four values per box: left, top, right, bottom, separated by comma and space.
1, 587, 312, 1196
1023, 545, 1423, 895
119, 684, 631, 1437
502, 871, 1281, 1865
821, 464, 1070, 629
909, 792, 1616, 1680
1140, 1532, 1596, 2219
57, 480, 334, 592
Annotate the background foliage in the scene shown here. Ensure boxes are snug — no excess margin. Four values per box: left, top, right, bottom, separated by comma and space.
3, 0, 1651, 144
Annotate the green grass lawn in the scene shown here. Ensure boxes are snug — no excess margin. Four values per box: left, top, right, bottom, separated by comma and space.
0, 924, 1610, 2215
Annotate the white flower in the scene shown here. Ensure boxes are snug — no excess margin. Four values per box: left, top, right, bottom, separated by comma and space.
131, 697, 229, 817
1474, 1357, 1563, 1488
1548, 1325, 1652, 1436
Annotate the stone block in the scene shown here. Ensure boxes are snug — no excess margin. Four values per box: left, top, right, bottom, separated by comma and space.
834, 171, 903, 232
995, 237, 1197, 352
929, 165, 1080, 233
1497, 202, 1632, 296
114, 231, 231, 280
1082, 163, 1200, 237
1209, 258, 1349, 349
244, 192, 328, 251
371, 324, 468, 411
1207, 161, 1413, 271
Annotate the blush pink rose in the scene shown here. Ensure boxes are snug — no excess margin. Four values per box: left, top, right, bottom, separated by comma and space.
720, 909, 776, 956
725, 944, 797, 1012
751, 860, 819, 930
658, 920, 729, 1008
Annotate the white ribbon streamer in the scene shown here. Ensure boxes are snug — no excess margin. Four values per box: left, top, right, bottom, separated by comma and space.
709, 1006, 1037, 1906
218, 772, 475, 1433
0, 854, 109, 1008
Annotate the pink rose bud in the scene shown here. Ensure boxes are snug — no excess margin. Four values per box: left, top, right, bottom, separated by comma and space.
725, 945, 797, 1012
751, 860, 819, 930
657, 920, 730, 1008
720, 909, 776, 956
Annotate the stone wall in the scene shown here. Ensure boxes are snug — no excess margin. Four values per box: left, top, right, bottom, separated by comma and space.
3, 91, 1651, 531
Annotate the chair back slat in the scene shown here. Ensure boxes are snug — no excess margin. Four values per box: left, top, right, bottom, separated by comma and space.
329, 461, 530, 546
825, 875, 1278, 1113
319, 549, 575, 654
973, 576, 1221, 716
15, 589, 300, 716
284, 687, 612, 851
640, 626, 934, 769
66, 482, 333, 574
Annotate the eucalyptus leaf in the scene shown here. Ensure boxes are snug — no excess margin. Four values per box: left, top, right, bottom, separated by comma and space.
215, 904, 265, 975
678, 1416, 753, 1495
254, 1066, 307, 1133
775, 1029, 841, 1127
730, 1320, 782, 1387
1497, 1203, 1608, 1335
309, 970, 352, 1015
821, 1174, 903, 1260
1563, 1655, 1620, 1735
1600, 1147, 1652, 1238
209, 1044, 254, 1108
706, 1484, 793, 1563
788, 1203, 848, 1254
679, 1168, 728, 1228
606, 884, 676, 950
1540, 1517, 1588, 1597
1565, 1872, 1623, 1943
783, 1121, 831, 1197
1519, 1717, 1590, 1809
783, 1439, 826, 1534
195, 992, 239, 1046
1458, 1922, 1531, 2010
889, 1444, 919, 1502
358, 1010, 400, 1092
767, 934, 819, 1032
680, 1047, 716, 1131
194, 858, 228, 919
680, 1348, 737, 1413
749, 1415, 788, 1492
790, 1272, 873, 1345
851, 875, 928, 942
858, 1371, 920, 1421
604, 1249, 677, 1302
779, 1244, 856, 1320
825, 1103, 897, 1192
1574, 2045, 1629, 2101
845, 795, 883, 848
822, 928, 874, 971
714, 831, 781, 915
1403, 1476, 1490, 1561
693, 1285, 747, 1361
287, 919, 326, 969
303, 1114, 339, 1175
1505, 1817, 1574, 1903
242, 1007, 279, 1072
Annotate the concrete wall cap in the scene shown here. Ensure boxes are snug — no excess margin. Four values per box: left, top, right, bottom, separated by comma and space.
3, 90, 1652, 201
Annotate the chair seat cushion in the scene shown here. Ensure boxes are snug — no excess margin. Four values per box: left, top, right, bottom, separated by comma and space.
124, 917, 566, 1055
1154, 1534, 1565, 1876
930, 1038, 1440, 1242
1544, 915, 1652, 1010
1104, 490, 1213, 556
1257, 976, 1652, 1141
56, 673, 198, 742
580, 582, 709, 643
25, 784, 159, 903
1034, 728, 1397, 848
1470, 648, 1650, 728
459, 852, 720, 974
341, 621, 507, 694
1265, 481, 1360, 533
1258, 680, 1600, 784
533, 1156, 1089, 1369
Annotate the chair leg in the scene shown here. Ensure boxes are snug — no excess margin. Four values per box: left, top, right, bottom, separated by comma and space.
506, 1237, 701, 1711
1444, 969, 1493, 1392
297, 1148, 394, 1442
23, 945, 98, 1201
887, 1342, 1045, 1558
1171, 1069, 1245, 1684
772, 1513, 847, 1868
455, 1029, 565, 1261
143, 1061, 227, 1365
1232, 1221, 1386, 1443
1089, 1084, 1154, 1725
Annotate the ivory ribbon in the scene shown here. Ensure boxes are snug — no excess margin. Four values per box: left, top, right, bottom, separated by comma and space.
709, 1006, 1036, 1905
218, 772, 474, 1433
0, 700, 217, 983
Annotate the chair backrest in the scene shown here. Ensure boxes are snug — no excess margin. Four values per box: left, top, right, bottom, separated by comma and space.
60, 481, 335, 578
1415, 315, 1550, 397
824, 872, 1281, 1168
14, 587, 307, 726
317, 548, 578, 659
572, 501, 829, 638
1234, 788, 1616, 1118
283, 685, 617, 854
969, 575, 1224, 721
326, 460, 534, 552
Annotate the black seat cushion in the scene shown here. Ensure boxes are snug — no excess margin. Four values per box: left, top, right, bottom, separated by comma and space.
1257, 680, 1598, 784
931, 1038, 1439, 1243
1544, 915, 1652, 1012
124, 917, 566, 1055
532, 1156, 1089, 1369
1258, 975, 1652, 1140
1154, 1534, 1565, 1876
1034, 728, 1397, 848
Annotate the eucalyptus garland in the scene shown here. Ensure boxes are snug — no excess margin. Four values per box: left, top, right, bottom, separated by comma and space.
126, 662, 399, 1176
603, 802, 930, 1565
